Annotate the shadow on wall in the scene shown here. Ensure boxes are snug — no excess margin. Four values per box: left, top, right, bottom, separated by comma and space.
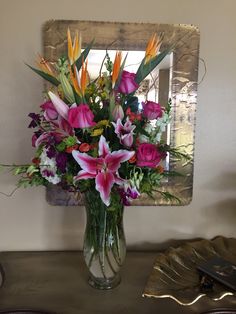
204, 172, 236, 191
202, 198, 236, 228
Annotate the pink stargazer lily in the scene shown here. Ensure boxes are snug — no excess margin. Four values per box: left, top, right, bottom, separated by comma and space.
72, 135, 135, 206
112, 117, 136, 147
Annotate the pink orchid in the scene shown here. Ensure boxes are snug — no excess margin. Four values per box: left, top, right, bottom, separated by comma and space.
72, 135, 135, 206
112, 118, 136, 147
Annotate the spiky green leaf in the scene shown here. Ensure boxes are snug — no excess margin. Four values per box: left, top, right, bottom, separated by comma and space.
135, 47, 173, 85
26, 64, 60, 86
74, 39, 95, 72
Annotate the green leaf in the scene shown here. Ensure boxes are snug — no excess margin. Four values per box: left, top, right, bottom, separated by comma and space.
135, 47, 173, 85
155, 190, 181, 204
25, 64, 60, 86
74, 39, 95, 72
135, 124, 150, 138
162, 170, 185, 177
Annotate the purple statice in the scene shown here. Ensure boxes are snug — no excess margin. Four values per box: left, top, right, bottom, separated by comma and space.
56, 153, 67, 173
28, 113, 41, 128
46, 146, 57, 158
42, 169, 55, 178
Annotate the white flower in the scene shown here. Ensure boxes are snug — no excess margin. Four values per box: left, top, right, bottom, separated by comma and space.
39, 148, 61, 184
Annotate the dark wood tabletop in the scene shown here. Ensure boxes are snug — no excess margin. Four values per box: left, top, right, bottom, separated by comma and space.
0, 251, 235, 314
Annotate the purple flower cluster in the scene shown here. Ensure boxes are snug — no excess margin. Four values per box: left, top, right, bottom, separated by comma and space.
119, 186, 139, 206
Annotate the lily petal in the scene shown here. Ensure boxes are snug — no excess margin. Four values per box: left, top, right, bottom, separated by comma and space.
98, 135, 110, 158
105, 150, 135, 172
95, 171, 115, 206
58, 116, 74, 135
72, 150, 103, 174
48, 91, 69, 120
114, 173, 126, 185
74, 170, 96, 181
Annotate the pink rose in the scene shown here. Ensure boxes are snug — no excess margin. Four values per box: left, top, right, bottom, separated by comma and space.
143, 101, 163, 120
40, 101, 58, 121
68, 104, 96, 128
136, 143, 166, 168
118, 71, 139, 94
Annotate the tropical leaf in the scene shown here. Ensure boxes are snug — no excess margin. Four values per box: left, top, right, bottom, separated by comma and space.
26, 64, 60, 86
74, 39, 95, 72
135, 46, 173, 85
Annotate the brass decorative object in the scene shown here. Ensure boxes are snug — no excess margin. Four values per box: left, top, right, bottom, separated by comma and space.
0, 263, 4, 288
43, 20, 200, 206
143, 237, 236, 305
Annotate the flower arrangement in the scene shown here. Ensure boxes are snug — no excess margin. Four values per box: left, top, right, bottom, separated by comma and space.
4, 30, 185, 207
0, 29, 190, 289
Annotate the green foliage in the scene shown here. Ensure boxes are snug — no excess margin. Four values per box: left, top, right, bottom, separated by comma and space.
63, 136, 78, 147
107, 192, 123, 212
74, 39, 95, 71
135, 47, 173, 85
104, 53, 113, 74
155, 190, 181, 205
17, 174, 46, 188
56, 142, 66, 152
167, 147, 192, 161
56, 57, 70, 75
25, 64, 60, 86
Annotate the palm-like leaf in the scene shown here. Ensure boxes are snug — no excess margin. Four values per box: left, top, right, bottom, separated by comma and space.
26, 64, 60, 86
135, 46, 173, 85
74, 39, 95, 72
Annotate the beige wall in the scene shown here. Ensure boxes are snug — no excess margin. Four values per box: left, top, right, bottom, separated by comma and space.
0, 0, 236, 251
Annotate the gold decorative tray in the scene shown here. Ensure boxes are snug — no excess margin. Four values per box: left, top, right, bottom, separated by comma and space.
143, 236, 236, 306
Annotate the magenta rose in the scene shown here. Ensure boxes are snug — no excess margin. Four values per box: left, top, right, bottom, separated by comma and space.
143, 101, 163, 120
118, 71, 139, 94
40, 101, 58, 121
136, 143, 166, 168
68, 104, 96, 128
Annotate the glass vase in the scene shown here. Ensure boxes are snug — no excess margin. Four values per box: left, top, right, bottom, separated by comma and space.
83, 189, 126, 290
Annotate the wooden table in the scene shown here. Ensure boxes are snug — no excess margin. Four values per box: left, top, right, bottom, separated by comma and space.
0, 252, 235, 314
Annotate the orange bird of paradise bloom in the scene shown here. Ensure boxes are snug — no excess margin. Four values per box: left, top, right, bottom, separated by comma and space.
70, 59, 88, 96
67, 28, 81, 65
145, 33, 162, 64
36, 53, 54, 76
112, 51, 122, 88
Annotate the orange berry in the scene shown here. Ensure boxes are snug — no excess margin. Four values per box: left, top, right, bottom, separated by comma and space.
79, 143, 90, 153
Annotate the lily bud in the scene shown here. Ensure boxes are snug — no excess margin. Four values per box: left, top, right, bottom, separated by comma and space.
112, 104, 124, 122
59, 73, 75, 103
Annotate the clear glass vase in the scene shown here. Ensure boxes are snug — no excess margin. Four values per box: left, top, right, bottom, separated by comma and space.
83, 189, 126, 289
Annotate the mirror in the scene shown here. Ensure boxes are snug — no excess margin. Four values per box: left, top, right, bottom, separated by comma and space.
43, 20, 200, 206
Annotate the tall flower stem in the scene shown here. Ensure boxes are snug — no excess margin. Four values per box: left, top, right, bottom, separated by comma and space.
83, 188, 126, 289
